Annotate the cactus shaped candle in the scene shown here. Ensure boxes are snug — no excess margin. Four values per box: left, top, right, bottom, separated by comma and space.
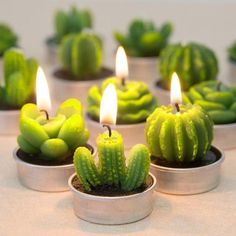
146, 73, 213, 163
87, 47, 157, 124
78, 84, 150, 192
69, 83, 156, 225
146, 73, 224, 195
18, 67, 89, 162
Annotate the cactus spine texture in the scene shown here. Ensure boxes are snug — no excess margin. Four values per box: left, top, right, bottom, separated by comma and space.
160, 42, 218, 91
73, 142, 150, 192
145, 104, 213, 162
59, 32, 102, 78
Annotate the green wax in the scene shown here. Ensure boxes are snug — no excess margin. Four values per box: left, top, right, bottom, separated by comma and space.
96, 130, 126, 185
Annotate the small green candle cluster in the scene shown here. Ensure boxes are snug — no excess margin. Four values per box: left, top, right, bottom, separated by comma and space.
114, 19, 173, 57
145, 104, 213, 162
0, 49, 38, 109
183, 81, 236, 124
87, 77, 157, 124
17, 99, 89, 161
0, 23, 18, 56
159, 42, 218, 91
59, 32, 102, 79
73, 131, 150, 192
54, 5, 92, 43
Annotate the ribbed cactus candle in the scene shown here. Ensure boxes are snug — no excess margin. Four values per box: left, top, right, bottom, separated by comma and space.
74, 83, 150, 192
145, 73, 213, 163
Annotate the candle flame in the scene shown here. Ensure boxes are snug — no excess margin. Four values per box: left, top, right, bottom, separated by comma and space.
36, 67, 51, 112
100, 83, 117, 125
170, 72, 182, 104
115, 46, 128, 79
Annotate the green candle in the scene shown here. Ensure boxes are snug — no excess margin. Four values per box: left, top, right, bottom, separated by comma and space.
87, 47, 157, 124
145, 73, 213, 162
96, 83, 126, 184
17, 67, 89, 160
183, 81, 236, 124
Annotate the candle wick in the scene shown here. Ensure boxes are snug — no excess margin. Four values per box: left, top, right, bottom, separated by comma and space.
40, 109, 49, 120
175, 103, 180, 112
103, 124, 112, 137
121, 77, 126, 86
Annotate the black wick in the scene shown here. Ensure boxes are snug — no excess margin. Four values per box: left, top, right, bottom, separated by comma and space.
121, 77, 126, 86
40, 109, 49, 120
175, 103, 180, 112
103, 124, 112, 137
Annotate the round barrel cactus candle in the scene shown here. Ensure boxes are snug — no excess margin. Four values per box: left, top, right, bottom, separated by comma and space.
159, 42, 218, 91
146, 73, 214, 163
18, 68, 89, 161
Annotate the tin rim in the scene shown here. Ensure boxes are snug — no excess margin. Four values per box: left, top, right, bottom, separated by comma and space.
13, 144, 95, 169
150, 145, 224, 173
68, 172, 157, 201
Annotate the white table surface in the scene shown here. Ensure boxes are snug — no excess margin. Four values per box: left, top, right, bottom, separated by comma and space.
0, 135, 235, 236
0, 1, 236, 235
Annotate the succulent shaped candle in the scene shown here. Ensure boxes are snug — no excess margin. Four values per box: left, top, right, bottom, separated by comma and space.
145, 73, 213, 162
183, 81, 236, 124
87, 47, 157, 124
17, 67, 89, 161
74, 83, 150, 192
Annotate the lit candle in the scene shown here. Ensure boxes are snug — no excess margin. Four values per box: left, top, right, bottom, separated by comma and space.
36, 67, 51, 119
87, 47, 157, 124
145, 72, 213, 163
96, 83, 126, 184
17, 67, 89, 160
171, 72, 182, 112
115, 46, 128, 86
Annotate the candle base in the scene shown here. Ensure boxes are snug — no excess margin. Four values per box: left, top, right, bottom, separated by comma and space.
149, 79, 170, 106
150, 146, 224, 195
128, 56, 159, 84
68, 172, 157, 225
13, 144, 96, 192
51, 67, 113, 107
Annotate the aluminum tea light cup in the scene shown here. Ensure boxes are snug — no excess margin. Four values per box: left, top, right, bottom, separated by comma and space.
45, 38, 58, 65
13, 144, 96, 192
51, 68, 113, 107
213, 123, 236, 150
86, 116, 146, 150
128, 57, 159, 84
68, 172, 157, 225
150, 146, 224, 195
149, 80, 169, 106
0, 109, 20, 135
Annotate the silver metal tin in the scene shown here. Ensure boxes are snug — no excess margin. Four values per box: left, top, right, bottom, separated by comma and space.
149, 80, 169, 106
68, 172, 157, 225
150, 146, 224, 195
45, 40, 58, 65
213, 123, 236, 150
128, 57, 159, 84
13, 146, 96, 192
86, 116, 146, 150
0, 110, 20, 135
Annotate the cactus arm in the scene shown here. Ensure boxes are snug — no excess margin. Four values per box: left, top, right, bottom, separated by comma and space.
73, 147, 101, 192
122, 144, 150, 191
54, 10, 68, 41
